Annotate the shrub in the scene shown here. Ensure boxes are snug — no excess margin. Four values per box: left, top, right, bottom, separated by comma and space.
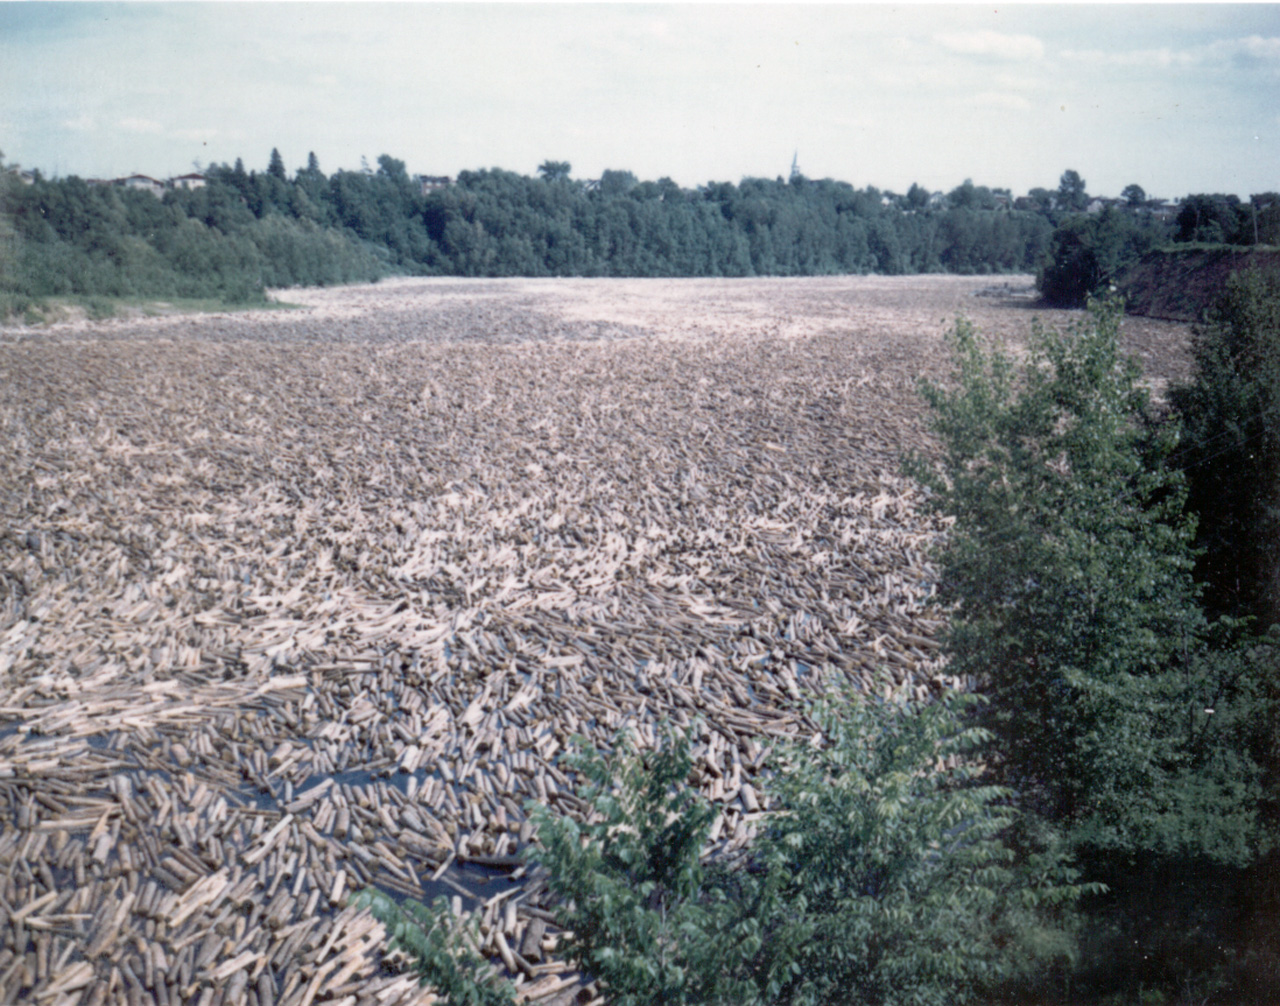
350, 889, 516, 1006
743, 686, 1093, 1006
1037, 209, 1165, 307
530, 686, 1092, 1006
529, 726, 751, 1006
1169, 267, 1280, 631
910, 300, 1265, 863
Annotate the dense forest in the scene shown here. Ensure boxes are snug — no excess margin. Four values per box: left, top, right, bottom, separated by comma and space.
4, 147, 1272, 315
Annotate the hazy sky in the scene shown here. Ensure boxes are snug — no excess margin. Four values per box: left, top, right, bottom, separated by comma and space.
2, 2, 1278, 199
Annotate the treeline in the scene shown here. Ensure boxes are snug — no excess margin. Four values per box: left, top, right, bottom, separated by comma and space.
3, 148, 1064, 309
5, 148, 1274, 314
1038, 181, 1280, 306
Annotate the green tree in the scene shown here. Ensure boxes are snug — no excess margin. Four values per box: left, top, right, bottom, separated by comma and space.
1037, 209, 1165, 307
1121, 183, 1146, 207
267, 147, 287, 181
912, 301, 1264, 862
537, 160, 572, 183
1170, 268, 1280, 630
1057, 169, 1089, 214
598, 169, 638, 197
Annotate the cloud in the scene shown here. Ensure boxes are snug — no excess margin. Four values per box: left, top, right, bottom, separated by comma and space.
1208, 35, 1280, 65
1063, 36, 1280, 71
1060, 47, 1199, 68
934, 31, 1044, 61
119, 117, 163, 134
62, 114, 96, 132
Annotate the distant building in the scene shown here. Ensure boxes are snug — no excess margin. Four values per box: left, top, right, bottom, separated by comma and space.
170, 173, 206, 190
115, 174, 165, 196
5, 167, 36, 185
1150, 200, 1182, 221
416, 174, 452, 196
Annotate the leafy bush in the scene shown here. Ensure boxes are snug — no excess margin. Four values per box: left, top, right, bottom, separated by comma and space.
911, 299, 1275, 1002
530, 686, 1092, 1006
910, 300, 1265, 863
530, 726, 755, 1006
1169, 267, 1280, 631
365, 685, 1090, 1006
350, 889, 516, 1006
1037, 209, 1166, 307
743, 687, 1093, 1006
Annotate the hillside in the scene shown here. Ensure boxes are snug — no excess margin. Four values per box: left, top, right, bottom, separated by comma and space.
1117, 244, 1280, 321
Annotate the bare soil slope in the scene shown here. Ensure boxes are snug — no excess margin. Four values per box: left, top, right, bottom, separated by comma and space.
1118, 246, 1280, 322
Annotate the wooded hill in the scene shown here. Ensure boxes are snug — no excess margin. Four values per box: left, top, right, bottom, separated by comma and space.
3, 151, 1274, 315
0, 153, 1074, 309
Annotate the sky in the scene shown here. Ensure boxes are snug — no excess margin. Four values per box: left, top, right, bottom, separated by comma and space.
1, 2, 1278, 200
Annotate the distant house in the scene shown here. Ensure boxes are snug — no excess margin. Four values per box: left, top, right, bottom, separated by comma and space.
416, 174, 452, 196
1150, 200, 1182, 221
170, 173, 206, 190
992, 192, 1013, 210
115, 174, 165, 196
1086, 197, 1120, 214
5, 167, 36, 185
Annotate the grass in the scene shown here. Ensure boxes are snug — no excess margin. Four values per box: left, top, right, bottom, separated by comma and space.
0, 292, 303, 326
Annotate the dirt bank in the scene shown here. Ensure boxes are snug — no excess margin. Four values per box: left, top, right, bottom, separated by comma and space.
1118, 246, 1280, 322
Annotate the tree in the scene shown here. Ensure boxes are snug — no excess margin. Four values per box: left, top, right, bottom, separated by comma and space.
912, 301, 1264, 861
1175, 193, 1247, 244
906, 182, 931, 211
1057, 170, 1089, 214
267, 147, 287, 181
598, 168, 637, 197
1170, 268, 1280, 630
1037, 209, 1165, 307
537, 160, 571, 183
376, 154, 408, 184
1121, 183, 1146, 208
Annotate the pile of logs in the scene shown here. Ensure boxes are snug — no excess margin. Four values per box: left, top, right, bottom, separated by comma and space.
0, 276, 1062, 1004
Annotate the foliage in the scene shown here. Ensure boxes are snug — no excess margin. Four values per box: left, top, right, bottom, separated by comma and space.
1057, 170, 1089, 214
529, 728, 752, 1006
910, 300, 1266, 864
1037, 208, 1166, 307
350, 889, 516, 1006
1169, 267, 1280, 631
745, 686, 1094, 1006
1175, 194, 1249, 245
3, 153, 1072, 307
529, 688, 1092, 1006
